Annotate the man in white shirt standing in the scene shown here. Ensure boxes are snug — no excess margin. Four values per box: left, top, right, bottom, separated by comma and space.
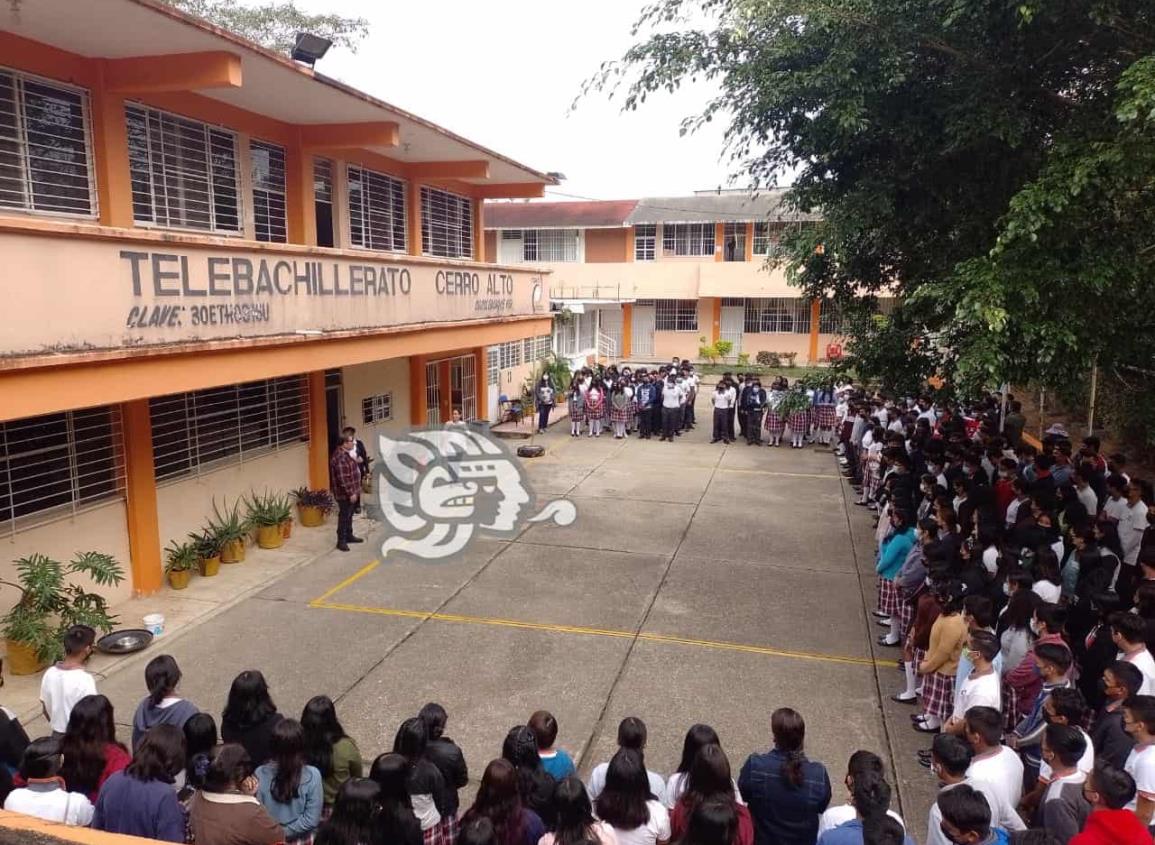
1122, 694, 1155, 827
926, 734, 1025, 845
1112, 612, 1155, 695
944, 632, 1001, 736
659, 378, 682, 443
711, 382, 735, 445
39, 624, 97, 737
1118, 480, 1151, 602
964, 706, 1025, 810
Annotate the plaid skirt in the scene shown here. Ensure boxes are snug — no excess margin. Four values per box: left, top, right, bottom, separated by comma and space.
610, 403, 631, 422
877, 577, 900, 617
787, 410, 809, 432
764, 410, 786, 436
568, 401, 586, 422
897, 587, 916, 639
912, 646, 927, 672
585, 399, 605, 418
423, 816, 459, 845
921, 670, 956, 720
814, 404, 837, 427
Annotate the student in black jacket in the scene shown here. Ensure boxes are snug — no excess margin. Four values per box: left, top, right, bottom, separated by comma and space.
743, 381, 767, 445
418, 702, 468, 821
1091, 660, 1142, 770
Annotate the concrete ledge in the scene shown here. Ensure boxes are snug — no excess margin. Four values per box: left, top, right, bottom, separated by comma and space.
0, 810, 162, 845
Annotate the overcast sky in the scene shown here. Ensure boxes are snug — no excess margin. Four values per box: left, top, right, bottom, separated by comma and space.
295, 0, 742, 200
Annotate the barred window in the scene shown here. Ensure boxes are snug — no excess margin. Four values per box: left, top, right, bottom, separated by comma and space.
523, 229, 578, 262
126, 103, 239, 233
0, 406, 124, 533
577, 313, 596, 349
151, 376, 307, 481
421, 186, 472, 258
487, 347, 499, 385
818, 299, 842, 333
250, 139, 286, 243
722, 222, 747, 261
722, 297, 745, 307
348, 164, 406, 252
498, 340, 522, 369
752, 222, 772, 255
537, 334, 552, 359
361, 392, 393, 424
744, 298, 811, 334
634, 224, 656, 261
0, 69, 96, 216
662, 223, 714, 257
655, 299, 698, 331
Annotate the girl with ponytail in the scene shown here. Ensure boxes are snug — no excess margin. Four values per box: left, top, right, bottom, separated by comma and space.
131, 655, 200, 752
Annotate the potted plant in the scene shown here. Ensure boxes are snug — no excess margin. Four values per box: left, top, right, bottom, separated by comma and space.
0, 551, 124, 675
164, 541, 196, 590
292, 487, 334, 527
209, 498, 249, 564
189, 528, 223, 577
276, 493, 294, 539
245, 490, 285, 550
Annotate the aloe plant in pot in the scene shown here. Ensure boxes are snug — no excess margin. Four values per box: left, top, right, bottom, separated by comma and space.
245, 490, 285, 550
209, 498, 250, 564
164, 541, 196, 590
292, 487, 334, 528
189, 528, 224, 577
0, 551, 124, 675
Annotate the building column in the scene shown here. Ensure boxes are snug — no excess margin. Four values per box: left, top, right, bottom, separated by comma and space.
407, 181, 423, 257
121, 399, 162, 596
472, 347, 487, 422
714, 223, 725, 262
808, 299, 822, 364
285, 137, 317, 246
710, 298, 722, 343
474, 201, 485, 262
745, 223, 754, 262
306, 371, 329, 490
409, 356, 428, 425
90, 64, 134, 228
621, 304, 633, 359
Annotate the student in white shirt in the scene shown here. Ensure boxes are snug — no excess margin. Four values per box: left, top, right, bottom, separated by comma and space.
1033, 725, 1090, 842
816, 750, 905, 837
926, 735, 1025, 845
39, 624, 98, 736
964, 706, 1025, 810
595, 748, 670, 845
659, 379, 682, 443
3, 736, 94, 826
711, 382, 734, 445
944, 632, 1001, 737
1112, 612, 1155, 695
1122, 695, 1155, 825
587, 718, 666, 806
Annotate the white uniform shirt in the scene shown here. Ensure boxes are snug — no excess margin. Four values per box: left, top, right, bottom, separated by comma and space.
952, 669, 1001, 720
4, 784, 94, 826
39, 665, 97, 734
1121, 647, 1155, 695
661, 384, 682, 409
605, 799, 670, 845
1038, 727, 1094, 782
1125, 744, 1155, 810
713, 390, 732, 410
966, 745, 1024, 810
1121, 501, 1149, 565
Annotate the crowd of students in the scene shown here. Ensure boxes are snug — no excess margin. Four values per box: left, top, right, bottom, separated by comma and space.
842, 386, 1155, 843
542, 360, 837, 450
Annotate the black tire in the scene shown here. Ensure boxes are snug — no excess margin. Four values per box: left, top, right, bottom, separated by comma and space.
517, 445, 545, 458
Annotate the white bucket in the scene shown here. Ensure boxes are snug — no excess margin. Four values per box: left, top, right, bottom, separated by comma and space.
143, 613, 165, 637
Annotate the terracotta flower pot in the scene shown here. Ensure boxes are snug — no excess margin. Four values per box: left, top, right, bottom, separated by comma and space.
199, 555, 221, 577
257, 524, 284, 549
298, 504, 325, 527
5, 639, 44, 676
280, 519, 293, 539
221, 538, 246, 564
168, 568, 192, 590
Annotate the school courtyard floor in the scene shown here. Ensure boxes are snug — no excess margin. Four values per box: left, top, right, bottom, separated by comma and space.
45, 396, 941, 839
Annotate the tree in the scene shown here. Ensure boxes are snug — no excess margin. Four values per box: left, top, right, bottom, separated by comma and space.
588, 0, 1155, 405
160, 0, 368, 55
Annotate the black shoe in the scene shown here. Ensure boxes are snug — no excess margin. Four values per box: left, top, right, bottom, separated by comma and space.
348, 536, 364, 543
337, 544, 350, 552
877, 636, 900, 647
711, 439, 720, 443
891, 693, 918, 704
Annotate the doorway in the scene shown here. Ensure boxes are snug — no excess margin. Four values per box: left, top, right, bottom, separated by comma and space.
314, 158, 335, 249
720, 301, 745, 355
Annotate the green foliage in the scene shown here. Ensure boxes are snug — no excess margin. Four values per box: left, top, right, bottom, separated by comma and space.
590, 0, 1155, 440
0, 552, 125, 663
244, 489, 291, 528
164, 541, 198, 573
188, 528, 224, 560
159, 0, 368, 54
776, 386, 813, 415
737, 352, 751, 366
755, 351, 776, 367
292, 487, 335, 513
698, 337, 734, 364
209, 498, 251, 542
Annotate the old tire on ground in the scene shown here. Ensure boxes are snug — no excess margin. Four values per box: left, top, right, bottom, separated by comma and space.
517, 445, 545, 458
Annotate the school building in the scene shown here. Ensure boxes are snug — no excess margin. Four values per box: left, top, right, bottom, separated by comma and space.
483, 191, 850, 370
0, 0, 557, 599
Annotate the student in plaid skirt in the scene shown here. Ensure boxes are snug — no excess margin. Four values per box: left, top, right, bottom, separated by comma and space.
875, 510, 915, 647
584, 382, 605, 438
787, 408, 809, 449
567, 384, 586, 438
609, 384, 631, 439
812, 384, 837, 446
916, 582, 969, 732
764, 385, 787, 447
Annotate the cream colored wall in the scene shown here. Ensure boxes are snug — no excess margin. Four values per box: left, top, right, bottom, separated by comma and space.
541, 259, 794, 300
0, 501, 134, 607
339, 358, 412, 445
155, 446, 309, 549
497, 361, 537, 406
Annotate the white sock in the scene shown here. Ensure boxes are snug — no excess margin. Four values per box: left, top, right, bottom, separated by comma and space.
889, 617, 901, 641
920, 714, 942, 730
903, 662, 917, 697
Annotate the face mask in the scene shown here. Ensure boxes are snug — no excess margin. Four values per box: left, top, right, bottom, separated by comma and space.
1003, 582, 1011, 596
1031, 620, 1042, 636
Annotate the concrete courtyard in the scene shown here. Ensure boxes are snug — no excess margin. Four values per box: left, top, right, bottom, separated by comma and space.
81, 394, 941, 840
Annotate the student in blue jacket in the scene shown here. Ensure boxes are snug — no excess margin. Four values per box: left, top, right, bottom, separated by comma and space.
92, 725, 186, 843
876, 510, 916, 648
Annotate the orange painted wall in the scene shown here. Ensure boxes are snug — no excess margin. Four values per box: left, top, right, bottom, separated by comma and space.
484, 231, 498, 261
584, 228, 631, 263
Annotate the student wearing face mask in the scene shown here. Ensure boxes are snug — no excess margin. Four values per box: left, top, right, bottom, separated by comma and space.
926, 735, 1024, 845
934, 783, 1012, 845
1092, 661, 1142, 770
742, 381, 766, 446
1070, 762, 1151, 845
1007, 645, 1075, 784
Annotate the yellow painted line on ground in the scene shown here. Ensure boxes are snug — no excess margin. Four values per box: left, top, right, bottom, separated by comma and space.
309, 599, 882, 667
715, 468, 839, 479
311, 559, 380, 604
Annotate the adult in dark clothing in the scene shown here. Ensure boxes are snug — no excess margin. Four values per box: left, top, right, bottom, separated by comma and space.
1077, 592, 1124, 711
418, 702, 468, 820
743, 381, 767, 445
330, 436, 363, 552
0, 707, 30, 775
220, 670, 283, 766
502, 725, 557, 829
92, 725, 186, 842
1090, 661, 1142, 770
737, 378, 751, 439
738, 708, 830, 845
1003, 401, 1027, 448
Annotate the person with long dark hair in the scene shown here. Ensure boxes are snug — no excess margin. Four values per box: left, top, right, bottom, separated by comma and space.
540, 775, 616, 845
394, 716, 453, 843
368, 752, 423, 845
458, 816, 499, 845
3, 736, 93, 825
58, 694, 131, 801
221, 670, 284, 765
183, 712, 219, 795
314, 777, 380, 845
589, 717, 667, 805
670, 745, 751, 845
462, 758, 545, 845
595, 748, 670, 845
419, 702, 469, 823
131, 654, 200, 752
738, 709, 831, 845
92, 724, 186, 842
675, 797, 738, 845
666, 725, 733, 810
255, 717, 323, 842
302, 695, 362, 811
502, 725, 557, 828
189, 743, 281, 845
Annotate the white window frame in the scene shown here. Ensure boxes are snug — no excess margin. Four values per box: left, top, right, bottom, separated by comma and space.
655, 299, 699, 332
634, 224, 656, 261
420, 185, 473, 259
0, 67, 98, 219
347, 164, 407, 253
522, 228, 579, 262
250, 139, 287, 243
662, 223, 714, 257
361, 392, 394, 424
744, 298, 812, 334
125, 102, 242, 235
